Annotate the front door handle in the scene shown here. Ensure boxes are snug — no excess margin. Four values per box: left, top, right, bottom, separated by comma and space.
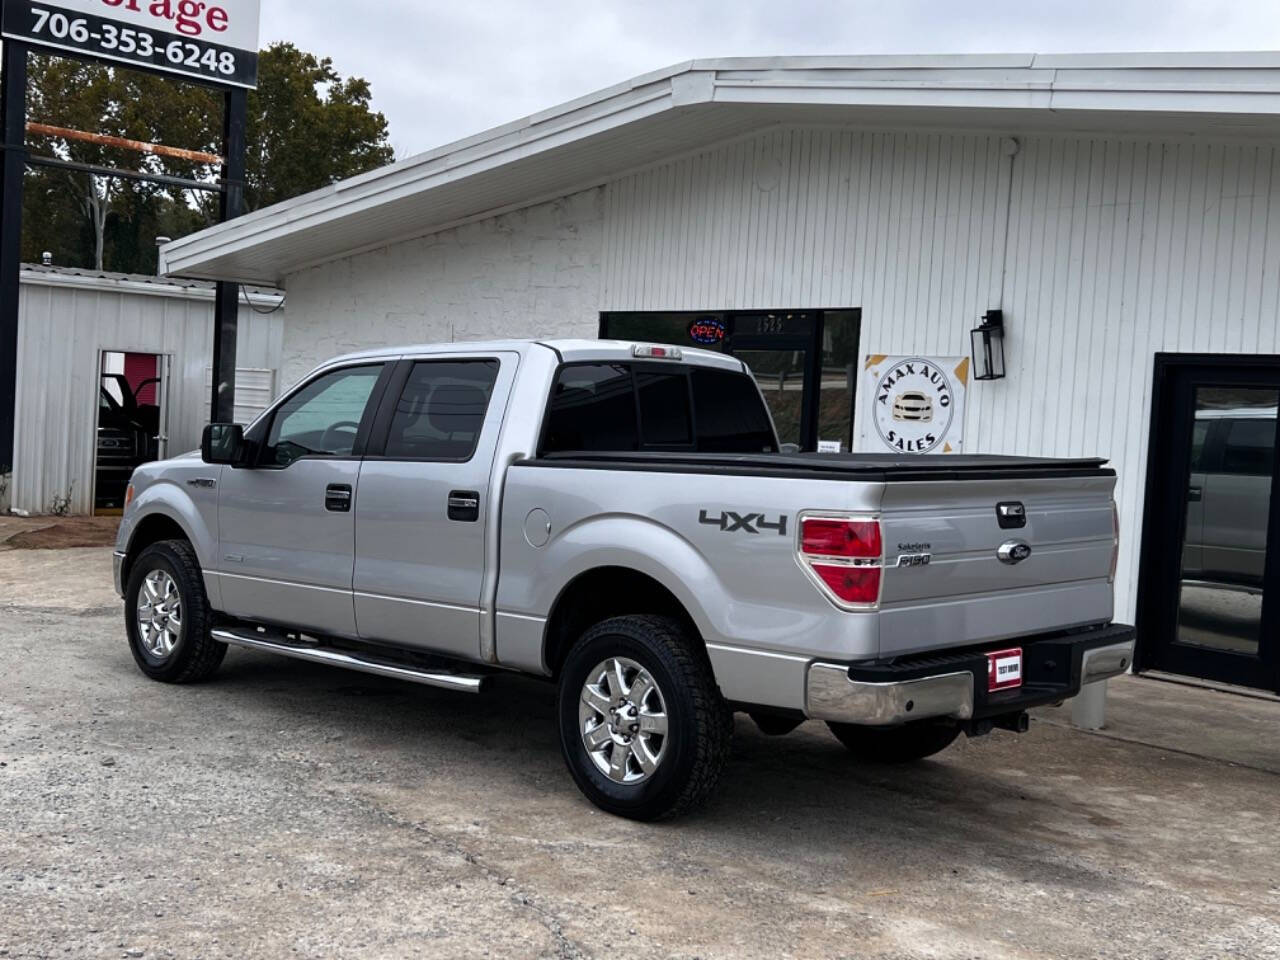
325, 483, 353, 512
448, 490, 480, 522
1187, 485, 1202, 503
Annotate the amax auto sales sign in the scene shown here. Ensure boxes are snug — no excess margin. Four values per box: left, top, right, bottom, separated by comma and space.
862, 355, 970, 454
3, 0, 261, 87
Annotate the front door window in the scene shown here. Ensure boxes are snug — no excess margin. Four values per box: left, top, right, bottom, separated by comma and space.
264, 365, 383, 466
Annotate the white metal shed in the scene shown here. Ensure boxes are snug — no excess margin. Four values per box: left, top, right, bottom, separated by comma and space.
8, 265, 283, 515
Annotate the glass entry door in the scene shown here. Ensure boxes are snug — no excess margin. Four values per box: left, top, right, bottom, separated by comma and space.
1137, 356, 1280, 692
731, 348, 809, 449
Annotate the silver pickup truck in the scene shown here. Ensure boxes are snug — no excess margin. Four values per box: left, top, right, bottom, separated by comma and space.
113, 339, 1134, 820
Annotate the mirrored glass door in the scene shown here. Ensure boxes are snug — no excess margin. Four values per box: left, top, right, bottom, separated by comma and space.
1138, 357, 1280, 693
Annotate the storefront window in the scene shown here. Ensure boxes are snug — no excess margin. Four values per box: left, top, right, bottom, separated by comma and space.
602, 313, 725, 352
600, 309, 860, 453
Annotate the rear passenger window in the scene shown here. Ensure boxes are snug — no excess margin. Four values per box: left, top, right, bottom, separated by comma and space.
384, 360, 499, 460
692, 368, 778, 452
543, 363, 639, 452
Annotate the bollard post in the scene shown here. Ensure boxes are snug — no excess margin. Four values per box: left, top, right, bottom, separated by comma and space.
1070, 679, 1108, 730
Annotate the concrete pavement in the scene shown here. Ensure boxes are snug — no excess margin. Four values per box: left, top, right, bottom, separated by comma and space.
2, 546, 1278, 959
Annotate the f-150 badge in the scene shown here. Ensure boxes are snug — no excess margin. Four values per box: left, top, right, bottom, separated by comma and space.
698, 510, 787, 535
896, 553, 932, 567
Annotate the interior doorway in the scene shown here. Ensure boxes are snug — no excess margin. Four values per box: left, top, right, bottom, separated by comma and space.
95, 350, 170, 512
1136, 354, 1280, 693
599, 309, 860, 453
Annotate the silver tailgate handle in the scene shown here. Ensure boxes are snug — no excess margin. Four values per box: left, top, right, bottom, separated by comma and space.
996, 501, 1026, 529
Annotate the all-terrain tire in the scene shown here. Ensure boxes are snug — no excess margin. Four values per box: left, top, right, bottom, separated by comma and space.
557, 615, 732, 821
124, 539, 226, 683
826, 721, 961, 763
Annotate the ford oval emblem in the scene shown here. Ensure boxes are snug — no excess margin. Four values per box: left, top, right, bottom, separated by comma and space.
997, 540, 1032, 565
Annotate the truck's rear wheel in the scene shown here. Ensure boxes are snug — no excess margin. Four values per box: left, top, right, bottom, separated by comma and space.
124, 539, 226, 683
557, 615, 731, 821
826, 721, 960, 763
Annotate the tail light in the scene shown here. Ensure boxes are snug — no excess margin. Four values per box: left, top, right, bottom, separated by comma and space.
1109, 502, 1120, 584
798, 515, 883, 608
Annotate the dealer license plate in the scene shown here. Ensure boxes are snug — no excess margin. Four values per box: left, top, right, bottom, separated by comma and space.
987, 647, 1023, 692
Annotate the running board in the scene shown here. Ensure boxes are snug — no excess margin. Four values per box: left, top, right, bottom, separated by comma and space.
211, 628, 488, 693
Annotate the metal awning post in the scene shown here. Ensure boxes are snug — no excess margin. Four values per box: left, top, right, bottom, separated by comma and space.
211, 86, 247, 424
0, 40, 27, 474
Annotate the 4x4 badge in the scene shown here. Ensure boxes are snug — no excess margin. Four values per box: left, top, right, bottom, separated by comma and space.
698, 509, 787, 536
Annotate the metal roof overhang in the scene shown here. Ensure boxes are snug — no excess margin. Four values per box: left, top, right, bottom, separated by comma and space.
160, 52, 1280, 287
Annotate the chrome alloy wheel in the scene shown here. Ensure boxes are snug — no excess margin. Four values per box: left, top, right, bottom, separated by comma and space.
136, 569, 183, 659
579, 657, 669, 784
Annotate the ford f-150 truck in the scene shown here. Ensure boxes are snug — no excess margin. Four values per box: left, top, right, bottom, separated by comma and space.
114, 339, 1135, 820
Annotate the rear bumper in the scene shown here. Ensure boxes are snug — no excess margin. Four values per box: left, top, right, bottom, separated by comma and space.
806, 623, 1135, 726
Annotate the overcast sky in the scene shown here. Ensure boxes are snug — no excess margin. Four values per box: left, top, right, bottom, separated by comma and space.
259, 1, 1280, 159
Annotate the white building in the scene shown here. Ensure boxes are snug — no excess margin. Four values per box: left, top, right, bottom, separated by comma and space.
161, 54, 1280, 695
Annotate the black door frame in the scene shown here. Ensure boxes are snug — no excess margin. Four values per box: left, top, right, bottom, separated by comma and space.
1134, 352, 1280, 693
599, 309, 859, 452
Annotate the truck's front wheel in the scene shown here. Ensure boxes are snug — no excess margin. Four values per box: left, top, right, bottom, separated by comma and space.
125, 539, 226, 683
557, 616, 732, 821
826, 721, 960, 763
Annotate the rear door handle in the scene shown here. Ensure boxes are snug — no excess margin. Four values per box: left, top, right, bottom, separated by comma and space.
325, 483, 353, 512
1187, 485, 1202, 503
448, 490, 480, 522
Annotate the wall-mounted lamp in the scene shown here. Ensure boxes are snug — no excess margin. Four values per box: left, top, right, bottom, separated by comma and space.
971, 309, 1006, 381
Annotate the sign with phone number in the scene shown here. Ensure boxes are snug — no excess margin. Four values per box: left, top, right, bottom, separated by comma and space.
2, 0, 259, 88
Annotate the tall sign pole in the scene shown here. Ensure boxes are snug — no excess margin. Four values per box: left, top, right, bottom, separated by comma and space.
0, 38, 26, 472
211, 86, 246, 423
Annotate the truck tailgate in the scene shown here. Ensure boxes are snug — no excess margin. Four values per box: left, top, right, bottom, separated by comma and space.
877, 473, 1117, 657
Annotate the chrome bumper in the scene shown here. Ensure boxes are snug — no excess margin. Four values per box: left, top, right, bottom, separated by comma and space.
1080, 639, 1135, 685
113, 551, 126, 598
806, 665, 975, 726
805, 635, 1136, 727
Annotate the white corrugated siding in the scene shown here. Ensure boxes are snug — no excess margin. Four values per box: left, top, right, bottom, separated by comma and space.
601, 127, 1280, 621
11, 276, 283, 514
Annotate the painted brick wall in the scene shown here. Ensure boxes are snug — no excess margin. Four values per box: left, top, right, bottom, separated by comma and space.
278, 187, 606, 389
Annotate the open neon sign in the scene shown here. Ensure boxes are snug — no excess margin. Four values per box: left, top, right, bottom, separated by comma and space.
687, 317, 725, 345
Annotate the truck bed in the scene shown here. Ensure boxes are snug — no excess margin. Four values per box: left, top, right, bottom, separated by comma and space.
504, 449, 1118, 667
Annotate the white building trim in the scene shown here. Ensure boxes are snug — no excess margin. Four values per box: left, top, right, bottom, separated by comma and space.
160, 52, 1280, 287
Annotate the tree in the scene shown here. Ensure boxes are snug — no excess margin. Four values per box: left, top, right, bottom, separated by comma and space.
241, 44, 394, 212
19, 42, 394, 273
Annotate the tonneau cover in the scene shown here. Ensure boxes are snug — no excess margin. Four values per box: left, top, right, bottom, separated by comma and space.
523, 451, 1113, 482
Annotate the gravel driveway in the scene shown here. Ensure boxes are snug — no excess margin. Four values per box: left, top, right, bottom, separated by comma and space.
2, 547, 1278, 959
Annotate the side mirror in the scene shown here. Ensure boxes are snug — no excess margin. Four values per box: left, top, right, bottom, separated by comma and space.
202, 423, 245, 465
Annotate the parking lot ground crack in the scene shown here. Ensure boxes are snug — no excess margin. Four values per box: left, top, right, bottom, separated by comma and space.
331, 789, 592, 960
1035, 716, 1280, 778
